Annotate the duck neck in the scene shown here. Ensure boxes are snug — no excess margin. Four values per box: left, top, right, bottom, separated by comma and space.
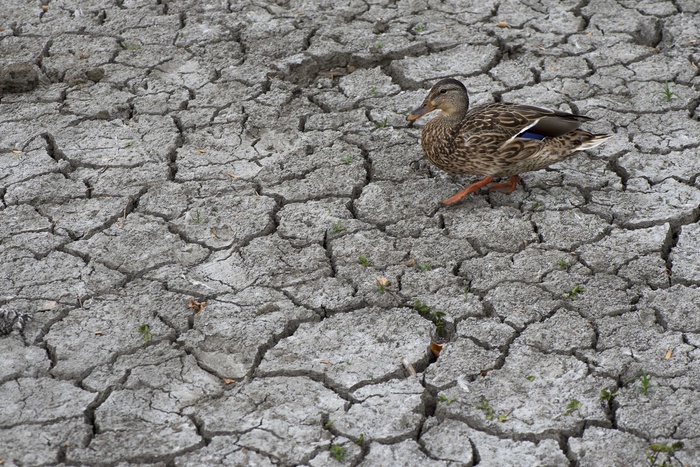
441, 109, 467, 125
422, 110, 465, 163
437, 110, 466, 131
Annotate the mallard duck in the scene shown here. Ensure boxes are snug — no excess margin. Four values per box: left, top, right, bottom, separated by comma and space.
407, 79, 612, 205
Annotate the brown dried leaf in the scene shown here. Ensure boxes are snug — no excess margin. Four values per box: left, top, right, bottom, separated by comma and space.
188, 298, 207, 315
223, 378, 235, 385
496, 21, 509, 28
429, 342, 444, 357
94, 330, 105, 335
665, 348, 673, 360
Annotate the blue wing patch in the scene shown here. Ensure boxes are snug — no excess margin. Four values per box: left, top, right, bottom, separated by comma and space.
519, 131, 546, 140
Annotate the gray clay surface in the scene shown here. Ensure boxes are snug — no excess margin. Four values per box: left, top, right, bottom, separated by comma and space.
1, 0, 700, 465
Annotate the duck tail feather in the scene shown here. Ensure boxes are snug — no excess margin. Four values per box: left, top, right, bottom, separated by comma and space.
574, 133, 613, 151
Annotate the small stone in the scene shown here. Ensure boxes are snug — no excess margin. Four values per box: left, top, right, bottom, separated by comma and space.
85, 67, 105, 82
0, 307, 33, 336
373, 18, 389, 34
0, 62, 39, 93
64, 69, 89, 86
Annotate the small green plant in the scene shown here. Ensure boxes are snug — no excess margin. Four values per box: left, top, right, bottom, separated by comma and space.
472, 396, 512, 422
646, 441, 683, 467
563, 398, 582, 416
531, 200, 544, 209
375, 42, 383, 49
374, 117, 388, 129
191, 209, 202, 224
417, 262, 432, 272
464, 285, 471, 296
137, 324, 150, 344
439, 394, 456, 405
526, 375, 536, 382
556, 259, 570, 270
432, 310, 446, 337
599, 388, 619, 404
123, 141, 134, 148
324, 420, 334, 428
413, 300, 446, 336
474, 396, 495, 421
370, 87, 377, 95
563, 285, 585, 300
413, 300, 431, 315
359, 255, 371, 267
437, 393, 456, 405
415, 23, 425, 32
355, 433, 364, 446
640, 369, 652, 395
330, 444, 346, 462
330, 220, 345, 233
376, 277, 390, 294
342, 155, 353, 164
120, 42, 141, 50
661, 81, 679, 102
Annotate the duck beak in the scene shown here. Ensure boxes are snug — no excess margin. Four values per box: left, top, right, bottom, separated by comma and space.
406, 101, 435, 121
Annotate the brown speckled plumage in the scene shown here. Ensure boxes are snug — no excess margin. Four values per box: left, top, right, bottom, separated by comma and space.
407, 78, 612, 205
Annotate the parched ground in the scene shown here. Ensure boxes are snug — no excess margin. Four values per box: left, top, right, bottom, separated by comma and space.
1, 0, 700, 465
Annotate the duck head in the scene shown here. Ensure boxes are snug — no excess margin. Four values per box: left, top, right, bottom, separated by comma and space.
407, 78, 470, 121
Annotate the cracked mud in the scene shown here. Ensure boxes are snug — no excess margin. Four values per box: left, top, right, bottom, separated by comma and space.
2, 0, 700, 466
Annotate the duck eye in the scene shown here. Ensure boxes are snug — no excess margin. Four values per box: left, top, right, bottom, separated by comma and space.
439, 89, 447, 94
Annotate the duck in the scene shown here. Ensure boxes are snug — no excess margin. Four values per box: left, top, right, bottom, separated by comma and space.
407, 78, 612, 205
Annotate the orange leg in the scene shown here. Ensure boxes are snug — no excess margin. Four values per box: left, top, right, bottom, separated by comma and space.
442, 176, 494, 206
486, 176, 522, 194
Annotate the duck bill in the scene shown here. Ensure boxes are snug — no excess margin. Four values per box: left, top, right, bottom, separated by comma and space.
407, 101, 435, 121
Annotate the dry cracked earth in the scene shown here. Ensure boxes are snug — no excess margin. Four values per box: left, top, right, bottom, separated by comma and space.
1, 0, 700, 466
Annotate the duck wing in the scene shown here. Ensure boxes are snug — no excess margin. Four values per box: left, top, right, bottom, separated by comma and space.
461, 133, 541, 169
461, 103, 593, 140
